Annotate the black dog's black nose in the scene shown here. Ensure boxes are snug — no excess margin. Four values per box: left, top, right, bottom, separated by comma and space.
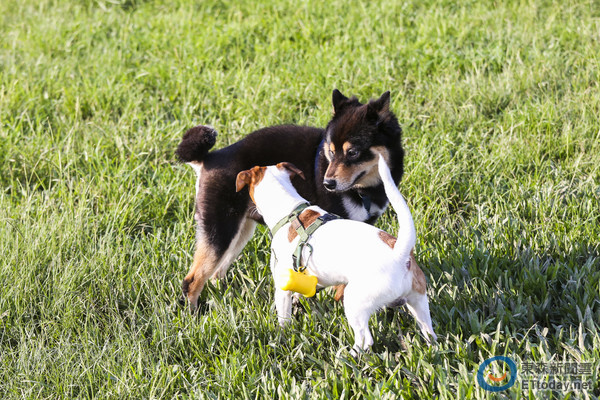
323, 179, 337, 191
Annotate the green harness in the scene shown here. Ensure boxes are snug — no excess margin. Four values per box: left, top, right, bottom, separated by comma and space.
270, 203, 339, 272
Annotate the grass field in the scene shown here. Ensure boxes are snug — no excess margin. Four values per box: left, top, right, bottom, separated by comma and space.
1, 0, 600, 398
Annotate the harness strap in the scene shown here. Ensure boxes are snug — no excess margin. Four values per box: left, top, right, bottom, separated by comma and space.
271, 203, 309, 238
291, 213, 339, 272
270, 202, 340, 273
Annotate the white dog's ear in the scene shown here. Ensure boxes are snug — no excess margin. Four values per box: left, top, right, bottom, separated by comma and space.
236, 166, 267, 193
235, 170, 252, 192
276, 162, 305, 180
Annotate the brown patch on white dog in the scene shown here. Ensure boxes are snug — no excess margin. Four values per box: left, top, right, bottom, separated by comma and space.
235, 166, 267, 202
378, 230, 397, 249
288, 209, 322, 242
276, 162, 305, 180
333, 284, 346, 302
410, 254, 427, 294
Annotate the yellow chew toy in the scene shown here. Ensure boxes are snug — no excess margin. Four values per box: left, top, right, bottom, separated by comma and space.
280, 268, 318, 297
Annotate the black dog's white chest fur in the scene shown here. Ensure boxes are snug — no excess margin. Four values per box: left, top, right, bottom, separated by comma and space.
342, 195, 386, 222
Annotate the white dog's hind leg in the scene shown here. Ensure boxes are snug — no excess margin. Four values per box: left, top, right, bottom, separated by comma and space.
343, 286, 375, 355
405, 293, 437, 343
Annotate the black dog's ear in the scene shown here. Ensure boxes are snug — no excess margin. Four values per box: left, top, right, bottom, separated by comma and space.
276, 162, 306, 180
367, 91, 391, 121
373, 91, 391, 112
332, 89, 349, 114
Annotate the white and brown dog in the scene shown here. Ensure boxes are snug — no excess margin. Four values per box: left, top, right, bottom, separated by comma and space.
236, 155, 436, 354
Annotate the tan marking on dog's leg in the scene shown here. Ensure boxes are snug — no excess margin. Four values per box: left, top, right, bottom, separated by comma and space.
333, 284, 346, 302
378, 230, 397, 249
411, 253, 427, 294
182, 241, 219, 309
288, 209, 322, 242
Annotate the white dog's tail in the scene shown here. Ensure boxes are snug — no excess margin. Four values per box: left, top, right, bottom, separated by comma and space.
377, 155, 416, 261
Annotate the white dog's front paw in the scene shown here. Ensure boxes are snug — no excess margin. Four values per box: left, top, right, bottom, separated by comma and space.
425, 331, 438, 345
278, 316, 292, 327
350, 343, 372, 358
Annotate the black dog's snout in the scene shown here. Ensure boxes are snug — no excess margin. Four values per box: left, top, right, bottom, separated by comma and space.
323, 179, 337, 191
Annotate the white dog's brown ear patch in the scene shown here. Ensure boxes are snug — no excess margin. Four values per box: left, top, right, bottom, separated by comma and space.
276, 162, 305, 180
235, 170, 252, 192
235, 166, 266, 201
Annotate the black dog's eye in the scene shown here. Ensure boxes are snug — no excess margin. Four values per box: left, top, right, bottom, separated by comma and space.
347, 148, 360, 160
328, 149, 334, 159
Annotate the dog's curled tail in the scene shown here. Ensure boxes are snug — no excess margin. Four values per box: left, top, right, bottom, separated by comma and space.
176, 125, 218, 163
377, 155, 416, 261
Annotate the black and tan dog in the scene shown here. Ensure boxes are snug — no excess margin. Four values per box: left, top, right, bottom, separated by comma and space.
176, 89, 405, 309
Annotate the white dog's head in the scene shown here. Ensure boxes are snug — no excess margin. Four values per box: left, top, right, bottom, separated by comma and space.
235, 162, 305, 208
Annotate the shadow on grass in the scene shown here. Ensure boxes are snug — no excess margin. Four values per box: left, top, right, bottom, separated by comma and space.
425, 235, 600, 353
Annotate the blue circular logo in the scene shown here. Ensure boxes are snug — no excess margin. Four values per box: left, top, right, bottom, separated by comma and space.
477, 356, 517, 392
